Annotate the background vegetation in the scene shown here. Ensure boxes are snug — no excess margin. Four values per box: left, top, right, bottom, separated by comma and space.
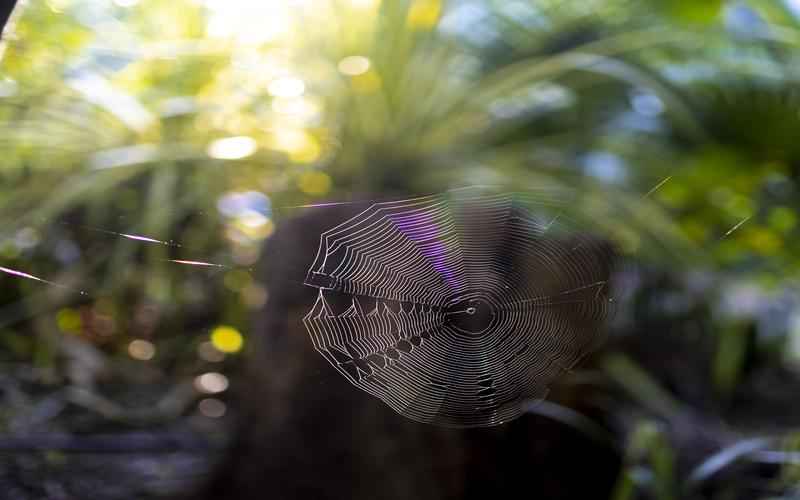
3, 0, 800, 498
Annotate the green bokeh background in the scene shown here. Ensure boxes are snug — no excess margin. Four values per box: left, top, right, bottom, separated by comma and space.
4, 0, 800, 498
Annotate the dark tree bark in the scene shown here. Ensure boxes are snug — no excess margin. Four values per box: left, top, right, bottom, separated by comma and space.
193, 203, 621, 500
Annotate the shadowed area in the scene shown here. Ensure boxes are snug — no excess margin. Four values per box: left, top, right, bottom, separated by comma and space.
195, 202, 621, 500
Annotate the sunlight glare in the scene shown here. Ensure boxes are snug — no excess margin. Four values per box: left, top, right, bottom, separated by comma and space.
207, 136, 258, 160
267, 77, 306, 98
270, 128, 321, 163
205, 0, 293, 44
271, 97, 320, 122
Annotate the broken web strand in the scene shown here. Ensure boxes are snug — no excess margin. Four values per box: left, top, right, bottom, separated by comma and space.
5, 187, 617, 427
302, 188, 619, 427
0, 265, 88, 296
0, 257, 233, 304
722, 215, 752, 238
640, 175, 762, 244
52, 219, 234, 261
59, 218, 241, 270
642, 175, 672, 199
1, 218, 249, 308
64, 222, 183, 248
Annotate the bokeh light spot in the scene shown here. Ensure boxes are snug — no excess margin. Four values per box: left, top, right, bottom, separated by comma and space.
224, 270, 252, 292
194, 372, 230, 394
745, 227, 782, 255
198, 398, 227, 418
267, 77, 305, 98
242, 283, 269, 309
348, 0, 380, 8
56, 308, 82, 334
198, 341, 226, 362
290, 142, 321, 163
230, 214, 275, 241
270, 129, 321, 163
128, 339, 156, 361
298, 171, 332, 196
205, 1, 292, 44
768, 206, 797, 233
217, 190, 271, 219
211, 325, 244, 354
207, 136, 257, 160
338, 56, 371, 76
407, 0, 442, 29
271, 97, 319, 120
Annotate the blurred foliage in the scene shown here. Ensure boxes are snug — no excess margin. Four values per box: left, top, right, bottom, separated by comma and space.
4, 0, 800, 498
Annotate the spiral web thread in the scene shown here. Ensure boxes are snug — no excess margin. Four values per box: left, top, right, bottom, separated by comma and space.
303, 190, 616, 428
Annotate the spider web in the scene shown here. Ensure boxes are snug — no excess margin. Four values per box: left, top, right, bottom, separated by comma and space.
303, 189, 617, 428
